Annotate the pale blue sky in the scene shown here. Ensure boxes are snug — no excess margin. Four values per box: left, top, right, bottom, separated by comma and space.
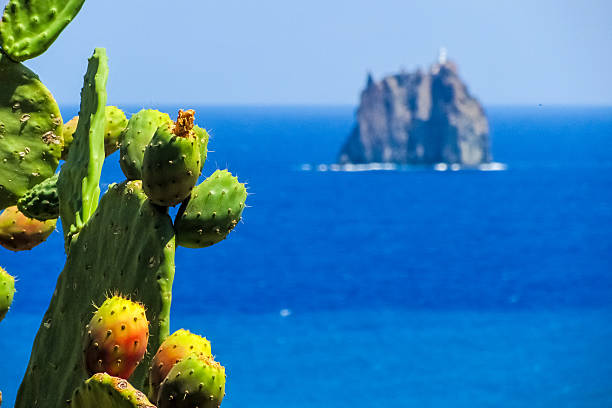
25, 0, 612, 106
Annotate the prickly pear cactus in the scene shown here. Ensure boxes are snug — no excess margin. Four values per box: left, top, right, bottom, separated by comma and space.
194, 125, 209, 172
119, 109, 172, 181
103, 106, 129, 156
0, 266, 15, 322
149, 329, 212, 402
0, 0, 86, 61
61, 116, 78, 160
157, 355, 225, 408
0, 205, 56, 251
0, 52, 62, 210
62, 106, 128, 159
142, 110, 201, 206
69, 373, 156, 408
84, 295, 149, 380
175, 170, 247, 248
58, 48, 107, 243
16, 172, 59, 220
16, 180, 176, 407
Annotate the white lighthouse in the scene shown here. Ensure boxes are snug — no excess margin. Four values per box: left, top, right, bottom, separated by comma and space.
438, 47, 448, 64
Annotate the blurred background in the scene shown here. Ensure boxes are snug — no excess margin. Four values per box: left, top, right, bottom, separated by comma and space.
1, 1, 612, 407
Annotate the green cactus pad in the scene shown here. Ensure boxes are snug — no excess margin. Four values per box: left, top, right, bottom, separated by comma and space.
0, 0, 86, 61
62, 106, 128, 160
69, 373, 156, 408
0, 205, 56, 251
17, 172, 58, 220
58, 48, 108, 243
174, 170, 246, 248
0, 52, 62, 210
149, 329, 212, 403
157, 355, 225, 408
142, 110, 201, 207
194, 125, 209, 171
119, 109, 172, 181
0, 266, 15, 322
16, 180, 176, 407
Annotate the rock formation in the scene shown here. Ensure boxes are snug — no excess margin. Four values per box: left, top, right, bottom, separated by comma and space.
338, 59, 491, 166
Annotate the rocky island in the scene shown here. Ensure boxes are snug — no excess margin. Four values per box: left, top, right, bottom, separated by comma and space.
338, 52, 491, 167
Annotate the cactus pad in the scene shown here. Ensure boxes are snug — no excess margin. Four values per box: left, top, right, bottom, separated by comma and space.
58, 48, 108, 242
69, 373, 156, 408
0, 52, 62, 210
0, 266, 15, 322
16, 172, 59, 220
157, 355, 226, 408
149, 329, 212, 402
16, 180, 176, 407
84, 295, 150, 380
174, 170, 246, 248
0, 0, 86, 61
0, 205, 56, 251
119, 109, 172, 181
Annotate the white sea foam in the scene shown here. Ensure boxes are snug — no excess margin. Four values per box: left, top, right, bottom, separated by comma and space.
299, 162, 507, 172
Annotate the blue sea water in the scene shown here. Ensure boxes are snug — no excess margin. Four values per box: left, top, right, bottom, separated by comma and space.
1, 106, 611, 406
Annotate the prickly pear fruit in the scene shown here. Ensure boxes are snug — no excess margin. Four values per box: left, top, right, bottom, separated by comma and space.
83, 295, 149, 380
174, 170, 246, 248
69, 373, 155, 408
0, 267, 15, 322
157, 355, 226, 408
142, 110, 201, 206
194, 125, 209, 171
17, 172, 59, 221
119, 109, 172, 180
149, 329, 212, 402
61, 106, 128, 160
0, 206, 55, 251
61, 116, 79, 160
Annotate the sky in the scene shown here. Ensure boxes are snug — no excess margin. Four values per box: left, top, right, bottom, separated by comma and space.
23, 0, 612, 106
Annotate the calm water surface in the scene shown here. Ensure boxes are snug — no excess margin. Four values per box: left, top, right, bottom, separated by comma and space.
1, 106, 611, 407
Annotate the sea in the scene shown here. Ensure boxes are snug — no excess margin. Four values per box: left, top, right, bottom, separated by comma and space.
1, 105, 611, 407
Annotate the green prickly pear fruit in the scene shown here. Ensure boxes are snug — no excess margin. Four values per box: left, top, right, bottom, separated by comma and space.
0, 266, 15, 322
157, 355, 226, 408
149, 329, 212, 402
174, 170, 246, 248
193, 125, 209, 171
119, 109, 173, 180
69, 373, 155, 408
61, 106, 128, 160
17, 172, 59, 221
83, 295, 150, 380
61, 116, 79, 160
103, 106, 129, 156
142, 110, 201, 207
0, 206, 55, 251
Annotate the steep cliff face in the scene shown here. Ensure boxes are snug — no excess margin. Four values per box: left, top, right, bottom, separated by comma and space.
338, 61, 491, 166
